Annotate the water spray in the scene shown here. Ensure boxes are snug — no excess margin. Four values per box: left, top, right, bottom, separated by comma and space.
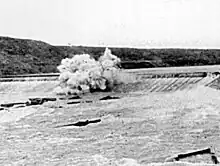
55, 48, 121, 95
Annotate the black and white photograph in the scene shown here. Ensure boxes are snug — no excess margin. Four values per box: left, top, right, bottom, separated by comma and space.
0, 0, 220, 165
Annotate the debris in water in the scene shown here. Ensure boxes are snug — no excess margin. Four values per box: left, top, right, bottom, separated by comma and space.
211, 154, 220, 164
99, 95, 120, 101
56, 119, 101, 127
13, 104, 26, 108
0, 97, 57, 108
1, 102, 27, 108
59, 95, 81, 100
27, 97, 57, 106
165, 147, 219, 164
67, 101, 80, 104
67, 100, 92, 104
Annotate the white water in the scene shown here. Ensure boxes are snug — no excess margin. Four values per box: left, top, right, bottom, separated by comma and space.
1, 80, 220, 165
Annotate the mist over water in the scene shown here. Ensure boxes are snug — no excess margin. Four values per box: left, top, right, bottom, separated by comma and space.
55, 48, 125, 95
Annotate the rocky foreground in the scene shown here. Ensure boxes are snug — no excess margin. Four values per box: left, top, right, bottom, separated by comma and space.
0, 81, 220, 165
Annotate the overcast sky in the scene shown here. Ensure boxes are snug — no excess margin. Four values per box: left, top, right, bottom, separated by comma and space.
0, 0, 220, 48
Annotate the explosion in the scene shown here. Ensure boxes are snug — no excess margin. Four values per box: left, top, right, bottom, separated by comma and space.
55, 48, 121, 95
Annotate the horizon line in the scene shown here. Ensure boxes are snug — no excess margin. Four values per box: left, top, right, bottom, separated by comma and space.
1, 35, 220, 50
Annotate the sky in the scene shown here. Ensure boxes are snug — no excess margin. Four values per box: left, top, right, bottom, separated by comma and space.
0, 0, 220, 48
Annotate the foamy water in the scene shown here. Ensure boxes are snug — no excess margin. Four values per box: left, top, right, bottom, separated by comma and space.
72, 86, 220, 166
71, 154, 217, 166
1, 81, 220, 165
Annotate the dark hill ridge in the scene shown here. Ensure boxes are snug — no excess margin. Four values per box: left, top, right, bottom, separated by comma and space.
0, 36, 66, 75
1, 36, 220, 76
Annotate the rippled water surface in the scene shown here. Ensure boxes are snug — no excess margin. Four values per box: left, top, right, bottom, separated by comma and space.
0, 81, 220, 165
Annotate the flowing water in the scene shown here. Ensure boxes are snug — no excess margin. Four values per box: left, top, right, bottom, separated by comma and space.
0, 74, 220, 165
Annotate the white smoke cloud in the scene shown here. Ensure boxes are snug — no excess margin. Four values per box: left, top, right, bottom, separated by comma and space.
55, 48, 121, 95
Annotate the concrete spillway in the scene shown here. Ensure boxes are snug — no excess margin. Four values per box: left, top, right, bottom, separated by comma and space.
136, 76, 219, 93
126, 65, 220, 92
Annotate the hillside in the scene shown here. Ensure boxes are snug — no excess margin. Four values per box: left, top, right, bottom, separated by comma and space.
0, 37, 67, 76
1, 36, 220, 76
